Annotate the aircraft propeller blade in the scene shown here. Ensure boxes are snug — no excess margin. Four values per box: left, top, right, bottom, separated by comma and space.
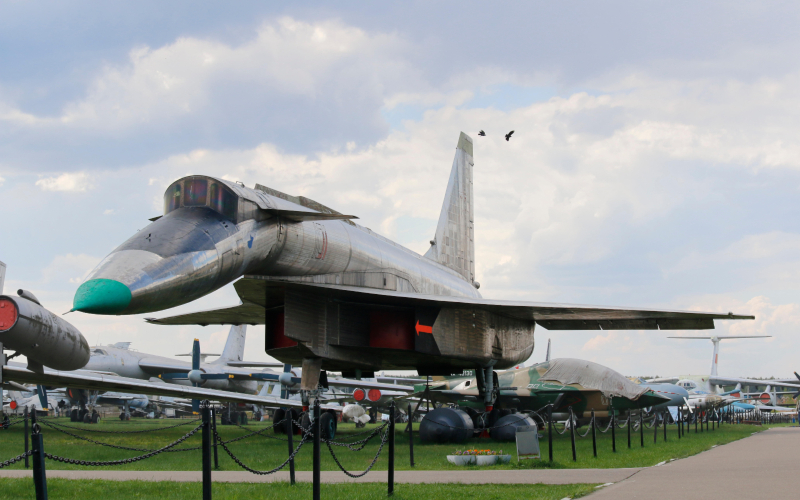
200, 373, 233, 380
158, 373, 188, 380
683, 397, 694, 413
37, 385, 48, 409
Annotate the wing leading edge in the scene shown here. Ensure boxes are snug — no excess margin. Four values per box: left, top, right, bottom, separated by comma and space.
146, 278, 754, 330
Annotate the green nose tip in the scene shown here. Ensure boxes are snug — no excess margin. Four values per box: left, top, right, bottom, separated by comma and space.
73, 279, 132, 314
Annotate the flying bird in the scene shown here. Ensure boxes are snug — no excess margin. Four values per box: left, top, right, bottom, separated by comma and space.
505, 130, 514, 141
478, 130, 486, 136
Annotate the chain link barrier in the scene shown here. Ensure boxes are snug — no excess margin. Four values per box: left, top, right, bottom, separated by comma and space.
37, 418, 202, 453
324, 426, 389, 478
0, 450, 32, 468
327, 422, 388, 451
213, 422, 311, 475
44, 423, 203, 467
39, 416, 200, 434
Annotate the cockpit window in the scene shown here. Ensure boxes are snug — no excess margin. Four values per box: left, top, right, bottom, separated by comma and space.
184, 178, 208, 206
91, 349, 107, 356
164, 182, 182, 214
162, 177, 239, 222
209, 182, 238, 221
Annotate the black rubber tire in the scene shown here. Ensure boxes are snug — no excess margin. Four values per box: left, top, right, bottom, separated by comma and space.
489, 413, 537, 441
319, 412, 336, 440
70, 409, 78, 422
273, 409, 286, 434
82, 413, 91, 423
91, 413, 100, 424
119, 412, 126, 421
419, 408, 474, 443
78, 408, 88, 423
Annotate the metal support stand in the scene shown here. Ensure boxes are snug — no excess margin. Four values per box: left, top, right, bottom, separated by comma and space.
24, 406, 29, 468
610, 407, 616, 453
313, 399, 321, 500
407, 403, 414, 467
569, 407, 576, 462
201, 402, 211, 500
211, 408, 219, 470
31, 410, 47, 500
388, 401, 395, 496
547, 405, 553, 462
591, 410, 597, 458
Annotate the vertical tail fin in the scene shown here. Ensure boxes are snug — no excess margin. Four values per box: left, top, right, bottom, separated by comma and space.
424, 132, 476, 284
213, 325, 247, 364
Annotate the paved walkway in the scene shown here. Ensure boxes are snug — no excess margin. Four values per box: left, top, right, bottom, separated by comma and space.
0, 468, 640, 484
587, 427, 799, 498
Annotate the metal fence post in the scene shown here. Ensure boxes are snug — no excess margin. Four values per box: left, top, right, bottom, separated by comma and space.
627, 414, 631, 449
677, 408, 681, 439
639, 412, 644, 448
663, 410, 667, 442
569, 407, 576, 462
611, 407, 616, 453
211, 408, 219, 470
313, 399, 321, 500
407, 403, 414, 467
286, 408, 295, 485
388, 401, 395, 496
591, 410, 597, 458
653, 412, 658, 444
547, 405, 553, 462
30, 410, 47, 500
201, 402, 211, 500
24, 406, 29, 469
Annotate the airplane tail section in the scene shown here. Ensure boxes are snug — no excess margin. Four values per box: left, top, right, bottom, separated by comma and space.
213, 325, 247, 364
423, 132, 476, 284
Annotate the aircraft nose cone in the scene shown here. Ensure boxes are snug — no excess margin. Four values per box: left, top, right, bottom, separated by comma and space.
72, 279, 132, 314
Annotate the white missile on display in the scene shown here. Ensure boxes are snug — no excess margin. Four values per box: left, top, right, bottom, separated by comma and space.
0, 289, 90, 371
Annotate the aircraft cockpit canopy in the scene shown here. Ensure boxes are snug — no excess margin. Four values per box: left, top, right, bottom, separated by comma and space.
164, 176, 239, 222
678, 380, 697, 390
91, 349, 108, 356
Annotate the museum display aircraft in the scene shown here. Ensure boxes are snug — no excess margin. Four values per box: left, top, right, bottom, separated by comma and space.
69, 132, 754, 413
648, 336, 800, 408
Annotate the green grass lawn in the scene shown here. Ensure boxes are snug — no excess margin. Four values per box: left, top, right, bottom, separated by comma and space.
0, 416, 784, 473
0, 479, 600, 500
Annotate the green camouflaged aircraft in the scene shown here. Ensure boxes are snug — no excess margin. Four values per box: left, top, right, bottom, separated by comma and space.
415, 358, 670, 422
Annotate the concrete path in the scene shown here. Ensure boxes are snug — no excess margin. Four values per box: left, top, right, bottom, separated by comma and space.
0, 468, 640, 484
587, 427, 799, 498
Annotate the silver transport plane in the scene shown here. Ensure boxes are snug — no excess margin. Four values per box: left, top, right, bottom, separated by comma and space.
71, 132, 754, 413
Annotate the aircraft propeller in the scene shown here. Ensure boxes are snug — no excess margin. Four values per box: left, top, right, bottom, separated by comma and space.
792, 372, 800, 400
683, 397, 694, 413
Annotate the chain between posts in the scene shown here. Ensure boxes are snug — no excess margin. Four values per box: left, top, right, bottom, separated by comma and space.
324, 427, 390, 478
44, 424, 203, 466
0, 450, 33, 468
39, 417, 200, 434
212, 422, 312, 475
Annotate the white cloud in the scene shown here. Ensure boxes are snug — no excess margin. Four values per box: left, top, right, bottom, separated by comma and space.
35, 172, 93, 192
0, 175, 4, 187
41, 254, 102, 285
103, 209, 115, 215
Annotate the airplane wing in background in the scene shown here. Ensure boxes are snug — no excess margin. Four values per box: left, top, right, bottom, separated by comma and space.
146, 278, 754, 330
1, 364, 335, 411
709, 376, 800, 390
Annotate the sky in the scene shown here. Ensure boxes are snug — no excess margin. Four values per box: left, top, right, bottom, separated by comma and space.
2, 1, 800, 378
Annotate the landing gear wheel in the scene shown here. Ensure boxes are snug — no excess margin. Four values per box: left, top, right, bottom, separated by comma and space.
273, 409, 286, 434
78, 408, 88, 423
91, 413, 100, 424
70, 409, 78, 422
319, 412, 336, 440
83, 413, 91, 423
119, 412, 126, 421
